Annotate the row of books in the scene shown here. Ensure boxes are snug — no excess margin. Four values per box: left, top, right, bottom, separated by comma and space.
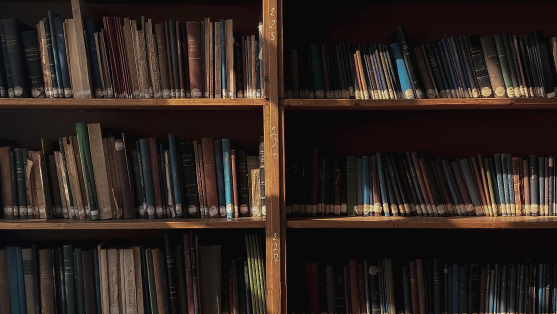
286, 151, 556, 217
284, 26, 557, 100
290, 259, 544, 314
0, 12, 263, 99
0, 124, 266, 220
0, 232, 266, 314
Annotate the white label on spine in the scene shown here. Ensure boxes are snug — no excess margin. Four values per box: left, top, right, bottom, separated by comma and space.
209, 206, 219, 217
175, 204, 183, 215
147, 206, 155, 216
226, 204, 233, 214
20, 206, 27, 216
188, 205, 197, 215
240, 204, 248, 214
4, 206, 12, 216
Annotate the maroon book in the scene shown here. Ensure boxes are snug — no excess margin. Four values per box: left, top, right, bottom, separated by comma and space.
409, 260, 420, 314
305, 263, 319, 314
186, 21, 202, 98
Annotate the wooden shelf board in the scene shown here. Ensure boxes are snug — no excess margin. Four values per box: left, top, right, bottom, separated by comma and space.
0, 98, 267, 111
286, 216, 557, 229
281, 98, 557, 110
0, 218, 266, 230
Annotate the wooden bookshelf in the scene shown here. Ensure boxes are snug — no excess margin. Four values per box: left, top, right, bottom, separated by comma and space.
281, 98, 557, 110
0, 98, 267, 111
0, 217, 266, 229
287, 216, 557, 229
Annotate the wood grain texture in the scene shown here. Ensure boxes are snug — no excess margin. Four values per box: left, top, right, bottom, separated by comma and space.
0, 98, 266, 110
281, 98, 557, 110
287, 216, 557, 229
0, 218, 265, 229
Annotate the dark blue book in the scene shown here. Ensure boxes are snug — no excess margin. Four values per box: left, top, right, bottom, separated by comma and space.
93, 249, 101, 314
433, 259, 442, 314
452, 264, 459, 314
214, 140, 226, 217
433, 43, 454, 97
509, 265, 517, 314
539, 157, 545, 216
7, 247, 20, 313
85, 19, 103, 98
439, 40, 459, 97
140, 245, 150, 314
458, 36, 479, 97
15, 247, 26, 314
424, 43, 448, 98
168, 135, 183, 217
448, 36, 469, 95
529, 156, 539, 216
334, 45, 346, 95
459, 265, 469, 314
376, 153, 388, 216
494, 264, 500, 314
407, 155, 426, 215
311, 44, 326, 99
52, 15, 72, 97
371, 43, 387, 98
47, 12, 63, 96
448, 265, 453, 314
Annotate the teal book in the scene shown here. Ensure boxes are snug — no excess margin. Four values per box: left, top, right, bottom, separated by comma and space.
493, 34, 514, 98
10, 151, 19, 218
222, 139, 233, 218
16, 247, 26, 314
74, 248, 85, 314
14, 148, 27, 218
346, 157, 357, 216
145, 248, 158, 314
390, 42, 414, 99
63, 245, 76, 314
168, 135, 183, 217
7, 247, 20, 314
139, 139, 156, 219
310, 44, 326, 99
75, 123, 99, 220
131, 150, 146, 218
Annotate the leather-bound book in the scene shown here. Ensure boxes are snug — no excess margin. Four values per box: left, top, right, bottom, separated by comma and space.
0, 147, 13, 219
306, 263, 319, 314
501, 33, 521, 97
414, 47, 437, 98
85, 123, 112, 219
155, 23, 171, 98
38, 249, 53, 314
139, 139, 156, 218
114, 139, 134, 218
199, 245, 221, 314
178, 142, 200, 217
148, 138, 164, 218
394, 26, 424, 98
164, 234, 179, 314
164, 21, 175, 98
186, 22, 202, 98
349, 260, 361, 314
533, 31, 556, 97
214, 140, 226, 217
468, 36, 493, 97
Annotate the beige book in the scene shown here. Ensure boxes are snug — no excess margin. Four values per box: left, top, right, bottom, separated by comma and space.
94, 33, 106, 96
87, 123, 113, 219
108, 137, 122, 219
98, 246, 110, 314
37, 21, 52, 98
123, 249, 137, 314
123, 18, 140, 98
70, 0, 92, 97
146, 20, 161, 99
250, 168, 261, 218
71, 136, 89, 219
25, 153, 37, 218
118, 249, 125, 314
226, 20, 235, 98
151, 248, 166, 314
62, 137, 85, 219
215, 22, 222, 99
246, 156, 259, 217
54, 152, 70, 217
102, 139, 118, 219
30, 151, 49, 219
64, 20, 82, 98
133, 247, 145, 314
107, 248, 119, 314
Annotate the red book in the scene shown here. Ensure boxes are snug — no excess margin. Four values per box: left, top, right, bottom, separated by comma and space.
148, 138, 163, 218
416, 259, 426, 314
480, 267, 487, 314
183, 233, 195, 314
349, 259, 361, 314
409, 260, 420, 314
305, 263, 319, 314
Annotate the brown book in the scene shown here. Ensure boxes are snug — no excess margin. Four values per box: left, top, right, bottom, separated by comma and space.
305, 263, 319, 314
82, 250, 97, 314
38, 249, 54, 314
151, 248, 166, 314
115, 139, 134, 218
155, 23, 171, 99
201, 138, 218, 218
62, 137, 85, 219
231, 149, 238, 218
418, 159, 437, 215
357, 264, 366, 314
193, 142, 206, 218
204, 18, 211, 98
470, 157, 488, 216
108, 137, 122, 218
477, 156, 493, 216
176, 21, 184, 98
0, 147, 13, 219
164, 21, 175, 98
452, 161, 473, 215
186, 22, 202, 98
102, 139, 118, 219
180, 22, 190, 97
479, 267, 487, 314
30, 151, 51, 219
87, 123, 113, 219
414, 47, 437, 99
349, 259, 360, 314
0, 250, 10, 314
48, 155, 63, 217
416, 259, 427, 314
146, 20, 161, 99
523, 159, 531, 215
433, 161, 454, 216
123, 18, 140, 98
411, 153, 432, 216
148, 138, 163, 218
481, 36, 507, 98
409, 261, 420, 314
250, 168, 261, 218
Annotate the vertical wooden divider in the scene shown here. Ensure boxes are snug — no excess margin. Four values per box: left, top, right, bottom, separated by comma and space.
264, 0, 285, 312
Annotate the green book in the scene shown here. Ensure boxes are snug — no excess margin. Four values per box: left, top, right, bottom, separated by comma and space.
131, 150, 146, 218
22, 248, 37, 314
493, 34, 514, 98
145, 248, 158, 314
168, 20, 180, 97
244, 234, 257, 313
10, 151, 19, 218
139, 139, 155, 219
74, 248, 85, 314
63, 245, 76, 314
14, 148, 27, 218
346, 156, 357, 216
75, 123, 99, 220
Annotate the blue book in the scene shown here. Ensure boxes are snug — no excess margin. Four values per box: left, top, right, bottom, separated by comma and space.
538, 264, 543, 314
221, 21, 226, 96
52, 16, 71, 97
362, 156, 370, 216
448, 36, 469, 93
493, 155, 507, 215
85, 19, 102, 98
529, 156, 539, 216
168, 135, 183, 217
500, 154, 511, 213
222, 139, 233, 218
440, 40, 459, 96
431, 43, 452, 96
93, 249, 101, 314
452, 264, 459, 314
310, 44, 326, 99
139, 139, 156, 219
505, 154, 515, 216
436, 41, 457, 96
7, 247, 20, 314
459, 159, 481, 213
371, 43, 386, 96
539, 157, 545, 216
441, 160, 459, 212
47, 12, 63, 96
389, 43, 414, 99
376, 153, 388, 216
356, 157, 362, 215
15, 247, 26, 314
214, 140, 226, 217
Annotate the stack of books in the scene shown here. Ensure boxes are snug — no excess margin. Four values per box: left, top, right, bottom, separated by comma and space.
0, 13, 264, 99
0, 232, 266, 314
291, 258, 546, 314
0, 124, 266, 220
285, 26, 557, 100
286, 150, 556, 217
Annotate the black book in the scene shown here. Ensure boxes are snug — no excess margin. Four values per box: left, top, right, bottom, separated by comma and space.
234, 43, 244, 97
426, 259, 434, 314
422, 155, 444, 215
391, 155, 410, 215
495, 265, 501, 314
533, 31, 556, 97
509, 265, 517, 314
3, 19, 28, 98
460, 265, 470, 314
518, 265, 526, 314
343, 41, 355, 98
21, 30, 44, 98
244, 260, 253, 314
0, 21, 14, 98
424, 44, 448, 97
190, 232, 200, 314
394, 26, 424, 98
383, 154, 399, 215
486, 265, 492, 314
318, 264, 328, 313
237, 259, 247, 314
402, 265, 412, 314
369, 263, 380, 314
501, 265, 508, 314
386, 154, 403, 215
444, 264, 449, 314
31, 244, 41, 314
470, 264, 481, 314
58, 248, 67, 314
517, 36, 534, 97
467, 36, 493, 97
159, 250, 171, 314
502, 33, 521, 97
448, 36, 469, 96
435, 41, 457, 97
528, 33, 545, 97
140, 245, 151, 314
176, 245, 188, 314
222, 262, 230, 314
523, 35, 540, 96
164, 234, 179, 314
384, 44, 403, 97
43, 18, 58, 97
448, 265, 453, 314
178, 142, 200, 217
434, 259, 442, 314
507, 34, 525, 97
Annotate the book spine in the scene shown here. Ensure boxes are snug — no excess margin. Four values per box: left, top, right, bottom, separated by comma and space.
178, 142, 200, 217
4, 19, 29, 98
346, 156, 357, 216
311, 44, 326, 99
214, 140, 226, 217
397, 26, 424, 98
186, 22, 202, 98
529, 156, 539, 216
390, 43, 414, 99
14, 148, 27, 218
168, 135, 183, 216
222, 139, 234, 218
21, 31, 45, 97
155, 23, 171, 98
183, 234, 196, 314
414, 46, 437, 98
62, 245, 76, 314
22, 248, 37, 314
114, 140, 134, 218
139, 139, 156, 218
259, 137, 265, 217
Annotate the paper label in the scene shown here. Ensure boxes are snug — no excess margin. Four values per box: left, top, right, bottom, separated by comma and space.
317, 204, 322, 214
188, 205, 197, 215
209, 206, 218, 217
163, 90, 171, 98
32, 88, 42, 98
292, 204, 300, 214
237, 91, 244, 98
14, 86, 23, 97
175, 204, 183, 215
64, 88, 73, 97
95, 89, 103, 98
340, 203, 347, 214
154, 92, 161, 99
240, 204, 248, 214
20, 205, 27, 216
334, 205, 340, 215
139, 206, 146, 217
4, 206, 12, 216
0, 87, 5, 97
426, 89, 436, 99
548, 92, 556, 98
261, 205, 266, 216
8, 88, 14, 98
156, 206, 164, 216
147, 206, 155, 216
316, 90, 325, 99
226, 204, 233, 214
219, 206, 226, 216
192, 89, 202, 98
404, 89, 414, 99
369, 266, 378, 275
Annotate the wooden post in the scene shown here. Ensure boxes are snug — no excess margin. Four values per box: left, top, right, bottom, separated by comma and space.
264, 0, 285, 312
